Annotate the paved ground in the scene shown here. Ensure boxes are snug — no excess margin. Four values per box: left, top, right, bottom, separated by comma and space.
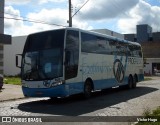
0, 77, 160, 125
0, 84, 24, 102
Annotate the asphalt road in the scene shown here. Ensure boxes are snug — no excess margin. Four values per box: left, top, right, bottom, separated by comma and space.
0, 77, 160, 125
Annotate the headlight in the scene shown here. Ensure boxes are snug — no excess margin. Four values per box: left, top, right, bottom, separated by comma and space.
43, 80, 51, 87
51, 80, 64, 87
22, 82, 28, 87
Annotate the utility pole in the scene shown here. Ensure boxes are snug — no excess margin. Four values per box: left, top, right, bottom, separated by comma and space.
69, 0, 72, 27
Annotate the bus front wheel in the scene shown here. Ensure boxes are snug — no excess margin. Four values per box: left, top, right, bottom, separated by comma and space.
83, 80, 93, 98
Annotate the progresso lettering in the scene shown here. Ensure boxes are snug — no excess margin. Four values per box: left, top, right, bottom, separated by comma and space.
128, 57, 142, 64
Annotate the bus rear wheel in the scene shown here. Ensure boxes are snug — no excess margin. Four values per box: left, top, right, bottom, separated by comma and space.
83, 80, 92, 98
133, 75, 138, 88
127, 76, 133, 89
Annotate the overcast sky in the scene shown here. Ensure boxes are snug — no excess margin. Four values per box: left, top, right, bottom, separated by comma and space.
3, 0, 160, 36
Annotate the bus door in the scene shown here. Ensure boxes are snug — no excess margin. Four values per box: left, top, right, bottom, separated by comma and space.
65, 30, 79, 80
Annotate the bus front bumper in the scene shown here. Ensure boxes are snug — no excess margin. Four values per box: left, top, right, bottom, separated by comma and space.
22, 85, 68, 98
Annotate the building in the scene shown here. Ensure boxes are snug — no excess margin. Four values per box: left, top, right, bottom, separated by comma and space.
125, 24, 160, 75
124, 34, 136, 42
137, 24, 152, 43
4, 36, 26, 76
0, 0, 11, 75
152, 32, 160, 41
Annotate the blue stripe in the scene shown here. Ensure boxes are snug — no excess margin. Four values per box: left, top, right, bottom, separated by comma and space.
22, 74, 144, 97
22, 85, 68, 97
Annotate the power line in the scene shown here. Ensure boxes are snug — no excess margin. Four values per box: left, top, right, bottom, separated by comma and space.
2, 0, 90, 28
68, 0, 90, 27
0, 16, 67, 27
0, 11, 67, 27
72, 0, 90, 18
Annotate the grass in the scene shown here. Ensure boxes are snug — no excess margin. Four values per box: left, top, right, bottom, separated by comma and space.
144, 77, 152, 81
136, 107, 160, 125
4, 77, 21, 85
142, 107, 151, 116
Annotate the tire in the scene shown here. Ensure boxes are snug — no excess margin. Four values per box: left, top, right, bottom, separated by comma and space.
83, 80, 92, 99
127, 76, 133, 89
133, 76, 137, 88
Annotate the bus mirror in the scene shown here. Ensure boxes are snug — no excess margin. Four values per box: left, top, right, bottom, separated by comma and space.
16, 54, 22, 68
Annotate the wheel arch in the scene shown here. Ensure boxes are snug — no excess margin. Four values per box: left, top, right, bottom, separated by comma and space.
128, 74, 133, 80
84, 77, 94, 91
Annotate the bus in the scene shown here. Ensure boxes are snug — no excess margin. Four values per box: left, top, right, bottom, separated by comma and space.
16, 27, 144, 98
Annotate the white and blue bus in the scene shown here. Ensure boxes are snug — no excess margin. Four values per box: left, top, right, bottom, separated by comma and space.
16, 27, 144, 98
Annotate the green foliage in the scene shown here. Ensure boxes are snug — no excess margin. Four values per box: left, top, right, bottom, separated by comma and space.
143, 107, 151, 117
144, 77, 152, 81
4, 77, 21, 85
136, 107, 160, 125
152, 107, 160, 116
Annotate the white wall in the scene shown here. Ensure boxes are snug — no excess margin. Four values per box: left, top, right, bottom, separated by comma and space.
4, 36, 27, 76
144, 58, 160, 75
144, 62, 152, 75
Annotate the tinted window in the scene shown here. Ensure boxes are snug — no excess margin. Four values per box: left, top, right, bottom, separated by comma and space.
81, 32, 142, 57
24, 30, 65, 52
128, 44, 142, 57
65, 30, 79, 79
81, 32, 111, 54
81, 32, 99, 53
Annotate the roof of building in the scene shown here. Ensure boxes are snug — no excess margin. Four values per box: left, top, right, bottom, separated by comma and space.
141, 41, 160, 58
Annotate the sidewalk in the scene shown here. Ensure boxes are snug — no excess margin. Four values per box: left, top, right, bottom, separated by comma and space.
0, 84, 24, 102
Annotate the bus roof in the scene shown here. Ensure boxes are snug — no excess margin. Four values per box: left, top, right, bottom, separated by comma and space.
28, 27, 141, 47
65, 27, 141, 46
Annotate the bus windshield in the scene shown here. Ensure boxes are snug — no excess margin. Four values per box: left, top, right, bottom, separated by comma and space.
22, 30, 64, 81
